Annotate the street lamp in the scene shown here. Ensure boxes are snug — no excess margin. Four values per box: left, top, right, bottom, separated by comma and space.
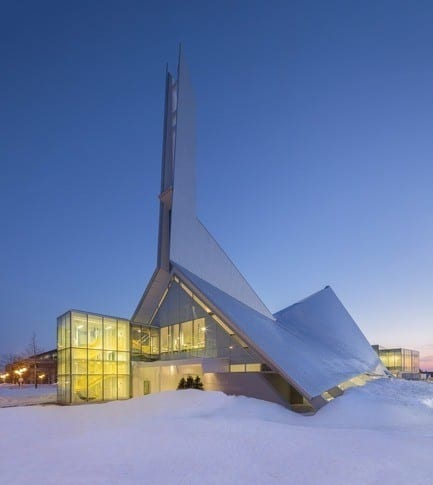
14, 368, 25, 387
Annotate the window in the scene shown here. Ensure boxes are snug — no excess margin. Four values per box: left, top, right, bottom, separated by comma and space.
181, 321, 192, 350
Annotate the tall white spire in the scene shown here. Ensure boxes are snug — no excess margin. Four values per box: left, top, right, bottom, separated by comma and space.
168, 51, 274, 319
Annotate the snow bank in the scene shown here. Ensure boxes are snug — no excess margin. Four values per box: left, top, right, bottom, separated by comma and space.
1, 378, 433, 484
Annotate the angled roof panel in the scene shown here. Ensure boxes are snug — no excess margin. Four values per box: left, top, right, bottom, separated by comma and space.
131, 267, 171, 324
173, 263, 386, 399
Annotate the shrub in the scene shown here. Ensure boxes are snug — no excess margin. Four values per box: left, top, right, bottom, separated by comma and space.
177, 375, 204, 390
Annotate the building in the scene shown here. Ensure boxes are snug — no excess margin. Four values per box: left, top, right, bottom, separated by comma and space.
372, 345, 420, 378
5, 349, 57, 385
57, 51, 387, 411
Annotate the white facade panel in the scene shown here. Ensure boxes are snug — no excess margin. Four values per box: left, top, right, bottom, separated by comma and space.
169, 52, 274, 319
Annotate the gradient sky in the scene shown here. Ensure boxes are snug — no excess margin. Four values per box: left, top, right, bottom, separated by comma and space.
2, 1, 433, 369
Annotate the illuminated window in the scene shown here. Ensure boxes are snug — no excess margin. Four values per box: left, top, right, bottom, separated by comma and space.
172, 324, 180, 351
181, 321, 192, 350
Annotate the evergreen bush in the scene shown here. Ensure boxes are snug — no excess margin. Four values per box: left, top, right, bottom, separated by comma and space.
177, 375, 204, 390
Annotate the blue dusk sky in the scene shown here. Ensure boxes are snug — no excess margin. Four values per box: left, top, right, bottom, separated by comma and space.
1, 1, 433, 368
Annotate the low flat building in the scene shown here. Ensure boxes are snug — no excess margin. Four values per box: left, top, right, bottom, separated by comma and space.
5, 349, 57, 384
372, 345, 420, 377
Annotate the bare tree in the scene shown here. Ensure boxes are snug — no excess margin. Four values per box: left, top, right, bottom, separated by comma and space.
0, 353, 23, 368
24, 333, 45, 389
0, 353, 24, 380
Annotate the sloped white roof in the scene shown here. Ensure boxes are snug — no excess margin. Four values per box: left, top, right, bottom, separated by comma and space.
174, 263, 386, 399
169, 52, 274, 319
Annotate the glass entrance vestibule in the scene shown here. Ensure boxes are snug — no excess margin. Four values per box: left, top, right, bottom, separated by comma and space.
57, 311, 130, 404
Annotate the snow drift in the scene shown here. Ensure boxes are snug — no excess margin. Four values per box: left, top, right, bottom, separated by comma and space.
1, 378, 433, 484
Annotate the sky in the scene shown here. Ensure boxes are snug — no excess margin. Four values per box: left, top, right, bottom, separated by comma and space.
1, 1, 433, 369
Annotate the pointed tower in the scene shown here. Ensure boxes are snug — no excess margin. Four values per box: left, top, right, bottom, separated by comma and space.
132, 49, 274, 324
130, 50, 386, 412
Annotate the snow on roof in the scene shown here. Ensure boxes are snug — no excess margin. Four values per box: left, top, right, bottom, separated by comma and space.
174, 264, 386, 399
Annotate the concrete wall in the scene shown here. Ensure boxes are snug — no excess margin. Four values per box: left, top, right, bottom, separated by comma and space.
203, 372, 289, 407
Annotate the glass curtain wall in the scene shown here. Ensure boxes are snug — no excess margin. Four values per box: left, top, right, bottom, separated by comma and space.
378, 348, 420, 374
143, 277, 263, 365
57, 311, 130, 404
130, 325, 159, 361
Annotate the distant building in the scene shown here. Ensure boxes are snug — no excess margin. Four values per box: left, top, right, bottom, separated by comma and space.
372, 345, 420, 378
5, 349, 57, 385
56, 52, 387, 411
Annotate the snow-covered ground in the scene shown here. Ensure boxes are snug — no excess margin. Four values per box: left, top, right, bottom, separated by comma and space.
0, 384, 57, 407
1, 378, 433, 484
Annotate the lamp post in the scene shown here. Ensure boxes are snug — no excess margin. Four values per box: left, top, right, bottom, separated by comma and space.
33, 358, 38, 389
14, 368, 26, 387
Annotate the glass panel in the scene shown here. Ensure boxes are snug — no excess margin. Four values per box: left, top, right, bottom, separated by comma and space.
71, 312, 87, 348
71, 375, 88, 403
87, 375, 103, 401
72, 348, 87, 374
131, 325, 143, 355
181, 321, 192, 351
65, 348, 71, 377
413, 352, 420, 371
63, 348, 69, 376
151, 327, 159, 356
394, 352, 402, 368
117, 351, 129, 374
117, 362, 129, 374
117, 319, 129, 351
104, 318, 117, 350
88, 315, 103, 349
141, 327, 151, 356
152, 281, 208, 327
193, 318, 206, 349
103, 375, 117, 401
88, 349, 103, 374
104, 362, 117, 374
161, 327, 169, 354
57, 375, 65, 403
57, 349, 64, 376
131, 325, 154, 360
65, 312, 71, 348
172, 324, 179, 352
104, 350, 117, 374
57, 315, 65, 349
